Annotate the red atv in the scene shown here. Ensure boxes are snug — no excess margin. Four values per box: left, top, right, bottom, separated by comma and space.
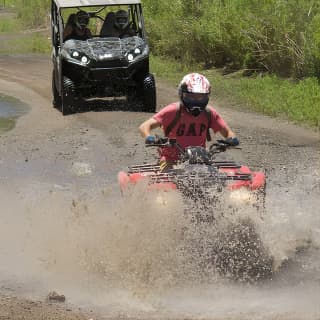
118, 138, 272, 281
118, 138, 265, 211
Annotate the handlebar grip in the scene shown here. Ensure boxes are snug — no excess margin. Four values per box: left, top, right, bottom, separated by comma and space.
157, 137, 170, 145
145, 135, 156, 144
145, 137, 179, 148
217, 137, 240, 146
145, 137, 170, 146
216, 139, 229, 145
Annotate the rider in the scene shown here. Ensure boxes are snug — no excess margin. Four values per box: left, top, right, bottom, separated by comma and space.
63, 11, 92, 41
139, 73, 239, 171
113, 9, 135, 38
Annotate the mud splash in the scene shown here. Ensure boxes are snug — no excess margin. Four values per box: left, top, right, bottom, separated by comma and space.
0, 168, 319, 319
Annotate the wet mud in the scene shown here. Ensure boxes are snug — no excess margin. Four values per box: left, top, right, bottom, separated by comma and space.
0, 94, 29, 133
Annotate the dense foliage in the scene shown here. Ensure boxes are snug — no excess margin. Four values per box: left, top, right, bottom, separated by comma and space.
2, 0, 50, 28
143, 0, 320, 78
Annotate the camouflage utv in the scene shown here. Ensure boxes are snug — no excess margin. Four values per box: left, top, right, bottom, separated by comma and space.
51, 0, 156, 115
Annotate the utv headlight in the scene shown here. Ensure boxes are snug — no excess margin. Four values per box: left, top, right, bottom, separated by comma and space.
81, 55, 89, 64
65, 49, 90, 66
72, 50, 80, 58
126, 45, 147, 63
127, 54, 134, 62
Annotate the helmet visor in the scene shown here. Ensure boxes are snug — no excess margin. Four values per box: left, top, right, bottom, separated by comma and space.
182, 92, 209, 109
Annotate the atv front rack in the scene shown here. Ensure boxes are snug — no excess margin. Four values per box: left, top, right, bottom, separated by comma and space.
127, 160, 244, 173
127, 161, 253, 185
128, 163, 161, 173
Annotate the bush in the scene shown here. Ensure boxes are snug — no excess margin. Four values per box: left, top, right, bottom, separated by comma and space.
13, 0, 50, 28
144, 0, 320, 79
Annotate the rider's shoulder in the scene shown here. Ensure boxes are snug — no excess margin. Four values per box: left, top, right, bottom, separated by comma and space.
206, 105, 219, 114
160, 102, 180, 113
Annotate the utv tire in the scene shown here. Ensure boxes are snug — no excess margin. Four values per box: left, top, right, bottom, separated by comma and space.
52, 70, 61, 109
61, 95, 73, 116
61, 77, 75, 116
141, 74, 156, 113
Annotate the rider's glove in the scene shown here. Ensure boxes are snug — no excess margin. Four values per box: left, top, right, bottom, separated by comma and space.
225, 137, 240, 146
145, 135, 156, 144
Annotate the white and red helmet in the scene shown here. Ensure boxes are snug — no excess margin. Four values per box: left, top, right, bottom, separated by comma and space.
178, 73, 211, 116
179, 73, 211, 95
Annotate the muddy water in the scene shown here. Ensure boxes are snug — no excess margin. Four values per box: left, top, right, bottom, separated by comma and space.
0, 94, 30, 133
0, 169, 319, 320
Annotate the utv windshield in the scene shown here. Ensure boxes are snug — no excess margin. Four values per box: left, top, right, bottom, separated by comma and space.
61, 4, 144, 42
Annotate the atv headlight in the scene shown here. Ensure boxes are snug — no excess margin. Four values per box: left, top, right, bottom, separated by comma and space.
229, 189, 256, 205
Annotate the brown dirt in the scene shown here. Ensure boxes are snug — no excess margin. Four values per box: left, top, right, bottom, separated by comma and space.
0, 51, 319, 320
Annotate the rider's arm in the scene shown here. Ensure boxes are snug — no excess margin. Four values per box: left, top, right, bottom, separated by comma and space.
220, 126, 239, 146
210, 108, 236, 139
139, 117, 161, 138
220, 125, 236, 139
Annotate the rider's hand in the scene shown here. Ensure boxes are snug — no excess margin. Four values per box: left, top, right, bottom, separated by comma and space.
145, 135, 156, 144
225, 137, 240, 146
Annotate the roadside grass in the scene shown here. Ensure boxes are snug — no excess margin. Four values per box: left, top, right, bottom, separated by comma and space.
0, 32, 51, 54
0, 16, 20, 32
151, 55, 320, 130
0, 8, 50, 54
150, 54, 190, 85
205, 71, 320, 129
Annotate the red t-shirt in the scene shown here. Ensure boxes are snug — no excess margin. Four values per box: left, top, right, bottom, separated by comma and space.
153, 102, 227, 161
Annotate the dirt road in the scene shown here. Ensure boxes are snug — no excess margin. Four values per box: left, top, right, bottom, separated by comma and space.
0, 54, 320, 320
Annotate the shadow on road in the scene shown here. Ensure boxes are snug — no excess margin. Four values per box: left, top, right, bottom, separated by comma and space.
55, 98, 153, 115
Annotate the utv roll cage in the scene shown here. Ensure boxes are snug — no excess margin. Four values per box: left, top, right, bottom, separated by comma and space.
51, 0, 146, 47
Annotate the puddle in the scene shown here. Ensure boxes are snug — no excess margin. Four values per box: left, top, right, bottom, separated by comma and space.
0, 94, 30, 133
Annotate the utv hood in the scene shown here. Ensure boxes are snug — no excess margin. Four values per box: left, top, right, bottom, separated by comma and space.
62, 36, 148, 65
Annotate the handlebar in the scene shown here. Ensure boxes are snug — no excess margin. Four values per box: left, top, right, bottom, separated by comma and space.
145, 137, 239, 154
209, 139, 241, 153
145, 137, 185, 154
145, 137, 175, 147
